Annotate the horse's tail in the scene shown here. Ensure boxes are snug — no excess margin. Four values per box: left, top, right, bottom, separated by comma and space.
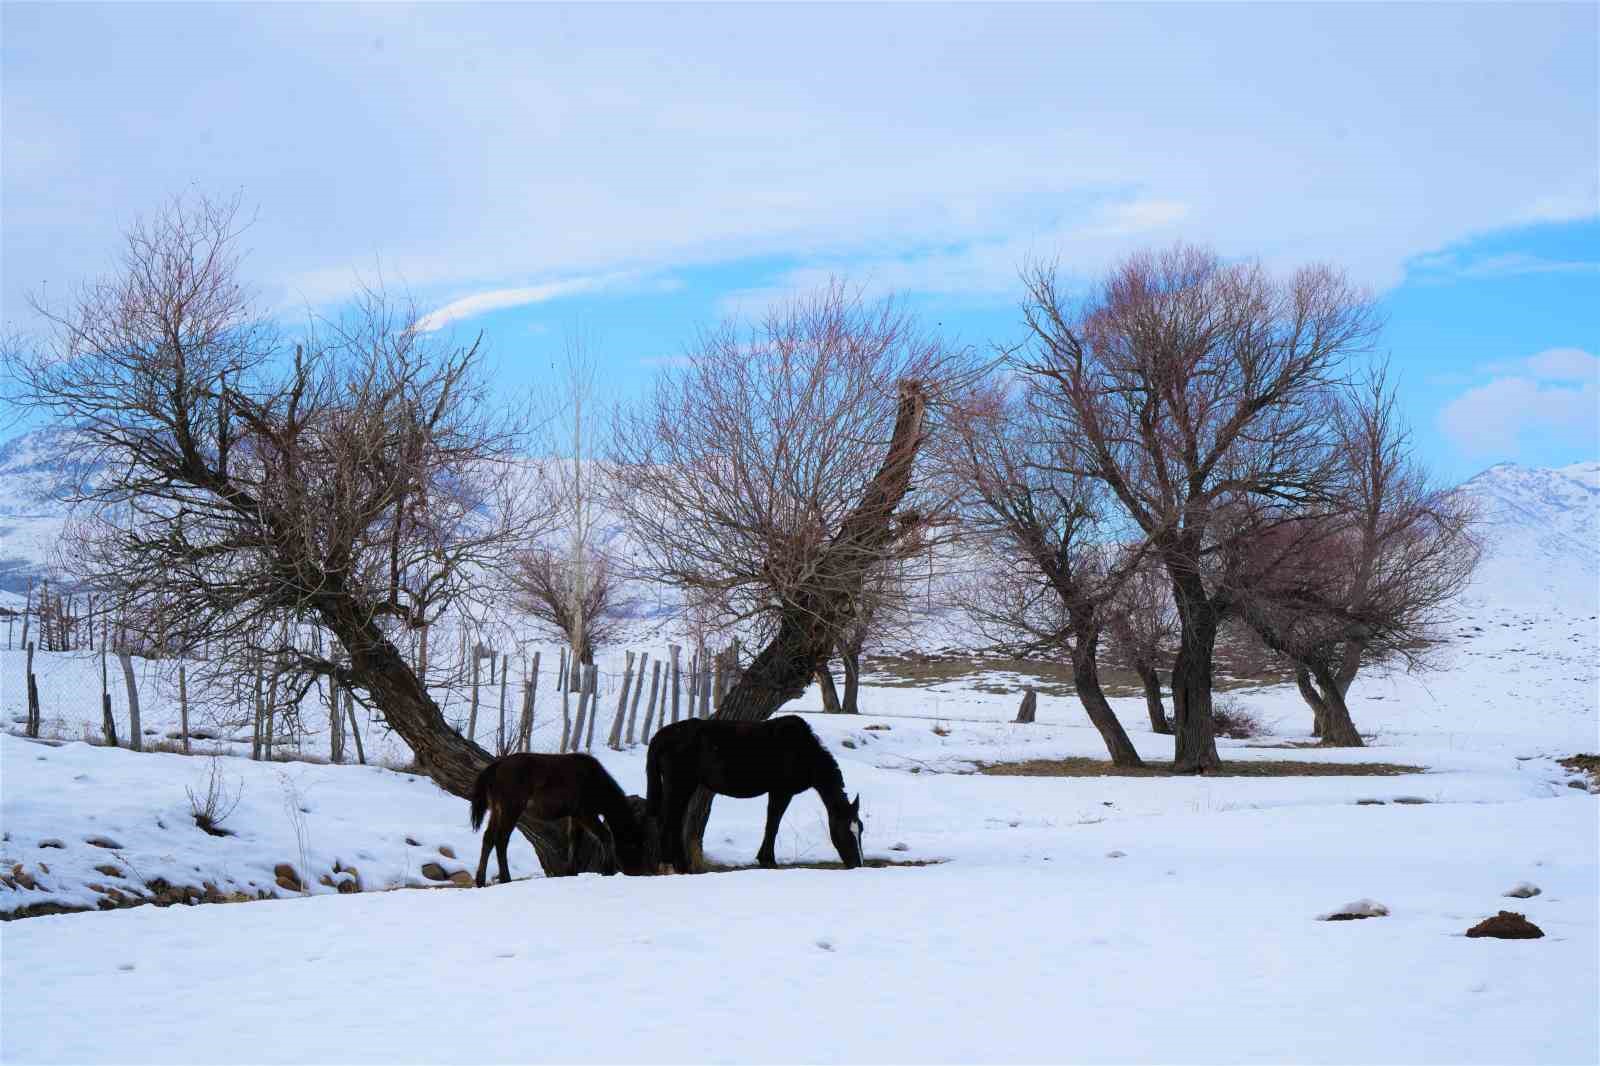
645, 731, 666, 820
470, 760, 497, 830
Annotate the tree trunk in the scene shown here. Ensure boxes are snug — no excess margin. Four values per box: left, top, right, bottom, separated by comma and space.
1136, 663, 1170, 734
1168, 577, 1222, 773
839, 643, 862, 714
1295, 665, 1329, 739
675, 380, 929, 870
1071, 625, 1142, 766
117, 649, 143, 753
1310, 662, 1364, 747
328, 677, 344, 764
815, 662, 843, 713
1014, 687, 1037, 724
262, 665, 278, 761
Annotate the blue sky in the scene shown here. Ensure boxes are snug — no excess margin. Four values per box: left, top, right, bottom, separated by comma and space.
3, 2, 1595, 482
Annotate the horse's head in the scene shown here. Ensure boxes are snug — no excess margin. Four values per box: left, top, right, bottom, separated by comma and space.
614, 796, 659, 876
828, 793, 864, 869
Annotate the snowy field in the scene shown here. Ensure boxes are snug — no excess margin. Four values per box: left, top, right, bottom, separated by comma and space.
2, 456, 1597, 1063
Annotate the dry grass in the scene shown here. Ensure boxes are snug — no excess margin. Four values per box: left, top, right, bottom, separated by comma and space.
699, 857, 944, 873
979, 756, 1424, 778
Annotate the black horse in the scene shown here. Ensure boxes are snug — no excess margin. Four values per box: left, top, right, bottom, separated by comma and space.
647, 715, 863, 872
470, 753, 651, 885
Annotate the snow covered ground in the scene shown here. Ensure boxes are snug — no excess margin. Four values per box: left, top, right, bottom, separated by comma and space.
2, 720, 1595, 1064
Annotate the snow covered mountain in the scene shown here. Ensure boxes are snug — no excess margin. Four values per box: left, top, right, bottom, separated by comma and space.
1453, 460, 1599, 612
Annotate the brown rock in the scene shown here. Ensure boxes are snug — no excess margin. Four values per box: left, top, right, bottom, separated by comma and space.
38, 838, 65, 849
85, 836, 123, 849
438, 845, 456, 859
420, 861, 450, 881
273, 863, 302, 891
448, 871, 473, 886
1466, 911, 1544, 939
95, 864, 123, 878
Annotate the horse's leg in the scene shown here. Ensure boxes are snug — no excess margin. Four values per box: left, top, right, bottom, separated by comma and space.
475, 807, 499, 888
661, 780, 691, 872
756, 791, 792, 868
565, 815, 580, 876
494, 813, 515, 884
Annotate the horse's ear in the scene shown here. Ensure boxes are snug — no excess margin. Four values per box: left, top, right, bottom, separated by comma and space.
851, 793, 860, 813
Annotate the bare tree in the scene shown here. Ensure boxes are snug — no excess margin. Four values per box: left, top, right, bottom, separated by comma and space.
3, 194, 618, 874
511, 543, 626, 664
943, 381, 1144, 765
1232, 368, 1479, 745
1019, 246, 1380, 771
610, 281, 966, 866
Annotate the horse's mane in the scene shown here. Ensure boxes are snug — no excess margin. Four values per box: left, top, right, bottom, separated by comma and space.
802, 721, 848, 800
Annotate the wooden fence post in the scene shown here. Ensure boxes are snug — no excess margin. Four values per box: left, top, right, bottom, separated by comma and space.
117, 647, 143, 752
345, 685, 367, 765
497, 651, 510, 756
625, 651, 649, 746
640, 660, 663, 741
178, 648, 191, 753
569, 646, 582, 745
570, 663, 593, 752
466, 649, 481, 743
669, 644, 682, 724
101, 640, 119, 748
584, 665, 601, 750
607, 651, 636, 750
1015, 687, 1037, 724
699, 652, 713, 719
518, 651, 540, 752
25, 642, 41, 739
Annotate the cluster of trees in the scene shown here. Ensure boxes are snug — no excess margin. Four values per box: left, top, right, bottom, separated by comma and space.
3, 196, 1477, 871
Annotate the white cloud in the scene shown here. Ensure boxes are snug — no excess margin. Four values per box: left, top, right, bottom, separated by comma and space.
1438, 348, 1600, 457
1525, 347, 1600, 382
1090, 199, 1190, 236
412, 275, 626, 333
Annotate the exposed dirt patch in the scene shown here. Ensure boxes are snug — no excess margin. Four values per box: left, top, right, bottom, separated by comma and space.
865, 642, 1293, 697
1558, 754, 1599, 790
1466, 911, 1544, 939
979, 757, 1425, 778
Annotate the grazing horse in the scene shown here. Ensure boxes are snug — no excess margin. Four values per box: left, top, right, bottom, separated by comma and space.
470, 753, 651, 885
647, 715, 863, 872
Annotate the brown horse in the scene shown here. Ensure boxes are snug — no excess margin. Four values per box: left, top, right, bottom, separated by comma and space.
470, 753, 651, 885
